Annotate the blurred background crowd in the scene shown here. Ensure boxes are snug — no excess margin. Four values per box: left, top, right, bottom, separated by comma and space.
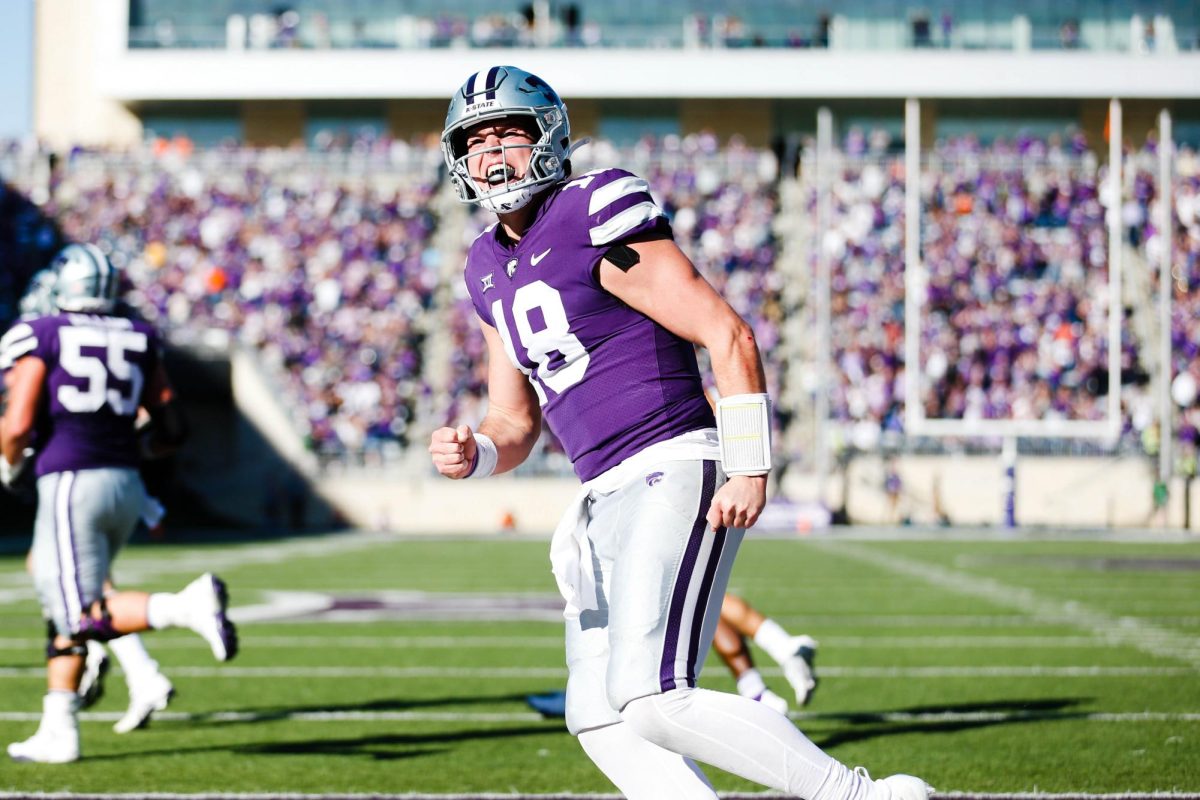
1, 128, 1198, 478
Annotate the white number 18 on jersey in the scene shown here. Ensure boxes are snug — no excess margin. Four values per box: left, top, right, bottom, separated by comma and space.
491, 281, 590, 405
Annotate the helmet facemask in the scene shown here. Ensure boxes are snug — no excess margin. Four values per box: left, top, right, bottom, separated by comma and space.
441, 67, 571, 214
444, 107, 566, 214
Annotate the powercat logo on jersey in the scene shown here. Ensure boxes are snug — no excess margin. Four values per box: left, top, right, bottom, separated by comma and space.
505, 258, 519, 278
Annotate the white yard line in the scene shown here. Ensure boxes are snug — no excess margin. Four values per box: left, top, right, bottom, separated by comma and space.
0, 709, 1195, 725
0, 665, 1193, 679
107, 532, 402, 583
0, 634, 1164, 650
0, 793, 1197, 800
810, 541, 1200, 668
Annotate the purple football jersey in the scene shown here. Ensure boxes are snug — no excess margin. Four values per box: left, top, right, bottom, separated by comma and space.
465, 167, 715, 481
8, 313, 161, 476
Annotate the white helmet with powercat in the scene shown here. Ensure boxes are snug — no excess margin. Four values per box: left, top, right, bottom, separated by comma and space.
53, 243, 120, 314
441, 65, 572, 214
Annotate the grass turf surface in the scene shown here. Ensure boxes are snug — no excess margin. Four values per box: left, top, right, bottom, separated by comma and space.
0, 530, 1196, 794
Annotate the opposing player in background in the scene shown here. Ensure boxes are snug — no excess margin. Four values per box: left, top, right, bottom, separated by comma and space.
429, 66, 930, 799
2, 265, 177, 736
0, 244, 238, 763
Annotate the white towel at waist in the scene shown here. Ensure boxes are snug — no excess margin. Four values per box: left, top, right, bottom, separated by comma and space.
549, 429, 721, 620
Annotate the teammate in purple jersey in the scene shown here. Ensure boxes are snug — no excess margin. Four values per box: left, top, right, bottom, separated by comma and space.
429, 66, 932, 799
2, 268, 178, 736
0, 243, 239, 764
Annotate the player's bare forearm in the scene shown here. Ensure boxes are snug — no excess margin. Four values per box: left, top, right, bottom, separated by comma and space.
704, 320, 770, 529
0, 357, 43, 464
428, 409, 539, 480
706, 317, 768, 399
477, 404, 541, 475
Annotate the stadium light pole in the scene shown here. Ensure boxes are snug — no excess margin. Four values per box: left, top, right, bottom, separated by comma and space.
1106, 98, 1123, 436
1157, 108, 1174, 491
903, 98, 921, 435
815, 106, 833, 507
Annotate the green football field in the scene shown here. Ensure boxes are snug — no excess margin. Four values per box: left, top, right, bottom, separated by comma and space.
0, 529, 1197, 796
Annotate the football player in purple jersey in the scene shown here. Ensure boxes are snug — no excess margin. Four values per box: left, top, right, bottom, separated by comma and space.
0, 244, 239, 764
3, 269, 177, 737
429, 66, 931, 800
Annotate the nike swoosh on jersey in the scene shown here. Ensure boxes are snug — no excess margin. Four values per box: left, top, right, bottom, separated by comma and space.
530, 248, 552, 266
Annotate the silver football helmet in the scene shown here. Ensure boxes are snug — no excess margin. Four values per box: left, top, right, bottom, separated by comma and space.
18, 269, 59, 319
441, 65, 571, 213
52, 243, 120, 313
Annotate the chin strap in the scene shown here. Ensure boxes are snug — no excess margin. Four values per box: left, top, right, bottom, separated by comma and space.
566, 137, 591, 159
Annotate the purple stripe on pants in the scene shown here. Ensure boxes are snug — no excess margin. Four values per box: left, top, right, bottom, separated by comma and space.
66, 473, 84, 612
685, 522, 727, 686
659, 460, 718, 692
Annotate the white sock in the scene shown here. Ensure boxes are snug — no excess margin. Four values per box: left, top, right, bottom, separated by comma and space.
577, 722, 718, 800
622, 687, 872, 800
146, 592, 185, 630
753, 618, 796, 665
108, 633, 160, 685
43, 690, 80, 728
736, 668, 768, 699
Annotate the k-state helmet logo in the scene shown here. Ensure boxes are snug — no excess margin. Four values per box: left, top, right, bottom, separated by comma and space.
645, 471, 664, 487
505, 258, 519, 278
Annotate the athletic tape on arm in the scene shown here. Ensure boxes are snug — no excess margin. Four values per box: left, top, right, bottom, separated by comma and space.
715, 393, 772, 476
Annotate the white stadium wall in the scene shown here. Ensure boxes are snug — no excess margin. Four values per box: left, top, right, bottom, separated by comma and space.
309, 458, 1200, 534
31, 0, 1200, 148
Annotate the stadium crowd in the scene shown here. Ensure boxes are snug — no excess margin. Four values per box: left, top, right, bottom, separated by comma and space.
2, 129, 1198, 472
816, 130, 1200, 463
13, 139, 444, 464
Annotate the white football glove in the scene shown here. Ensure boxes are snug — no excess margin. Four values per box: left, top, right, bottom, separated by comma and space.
0, 447, 33, 490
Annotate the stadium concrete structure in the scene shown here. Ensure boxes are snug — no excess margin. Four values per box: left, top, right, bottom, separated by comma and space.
35, 0, 1200, 150
20, 0, 1200, 532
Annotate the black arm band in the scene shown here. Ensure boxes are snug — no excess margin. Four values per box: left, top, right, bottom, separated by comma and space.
603, 244, 641, 271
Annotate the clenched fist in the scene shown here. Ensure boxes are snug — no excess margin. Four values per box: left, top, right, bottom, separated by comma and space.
707, 474, 767, 530
428, 425, 478, 479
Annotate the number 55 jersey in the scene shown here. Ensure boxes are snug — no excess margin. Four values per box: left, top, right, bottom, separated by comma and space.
464, 167, 715, 482
2, 313, 161, 477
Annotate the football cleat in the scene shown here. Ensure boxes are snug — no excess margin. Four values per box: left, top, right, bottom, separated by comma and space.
782, 635, 819, 706
525, 690, 567, 718
7, 728, 80, 764
857, 768, 935, 800
77, 641, 110, 709
114, 671, 175, 734
180, 573, 238, 662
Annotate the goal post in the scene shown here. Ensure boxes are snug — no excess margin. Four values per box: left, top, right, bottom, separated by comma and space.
900, 98, 1125, 525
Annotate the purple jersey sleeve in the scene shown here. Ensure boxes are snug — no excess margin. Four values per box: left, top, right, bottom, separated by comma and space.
0, 320, 39, 372
580, 168, 672, 249
24, 314, 161, 476
463, 167, 714, 481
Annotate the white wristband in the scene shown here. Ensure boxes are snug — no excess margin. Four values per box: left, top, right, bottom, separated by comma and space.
466, 433, 498, 479
716, 393, 772, 476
